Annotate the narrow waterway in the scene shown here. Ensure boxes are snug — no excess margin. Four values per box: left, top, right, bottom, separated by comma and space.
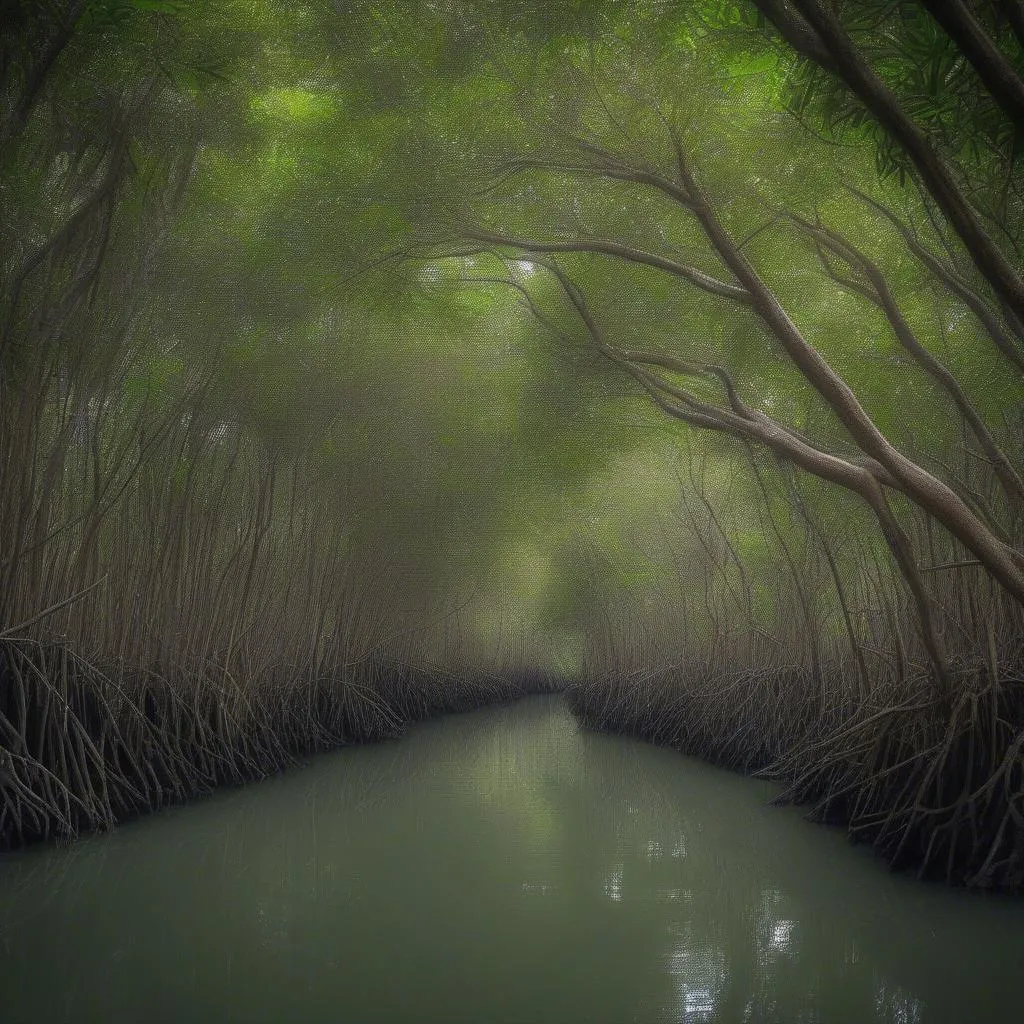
0, 695, 1021, 1023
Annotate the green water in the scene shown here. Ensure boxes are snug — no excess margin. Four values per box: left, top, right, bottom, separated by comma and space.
0, 695, 1021, 1023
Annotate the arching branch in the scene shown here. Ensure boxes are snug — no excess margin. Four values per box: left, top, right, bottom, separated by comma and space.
477, 254, 954, 687
790, 212, 1024, 514
465, 229, 751, 304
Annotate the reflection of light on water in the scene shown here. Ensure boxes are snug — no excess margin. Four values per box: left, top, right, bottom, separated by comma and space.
655, 887, 692, 903
770, 919, 795, 954
642, 836, 685, 859
757, 888, 798, 963
682, 986, 716, 1019
665, 930, 724, 1023
604, 866, 624, 901
875, 982, 924, 1024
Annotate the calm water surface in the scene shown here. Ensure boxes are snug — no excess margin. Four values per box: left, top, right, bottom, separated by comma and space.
1, 695, 1022, 1023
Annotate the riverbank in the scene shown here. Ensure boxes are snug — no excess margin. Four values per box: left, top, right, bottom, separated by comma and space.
0, 636, 556, 849
567, 661, 1024, 892
7, 626, 1024, 895
3, 695, 1023, 1024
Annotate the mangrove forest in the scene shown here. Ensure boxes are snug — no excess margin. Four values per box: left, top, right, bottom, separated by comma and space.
2, 1, 1024, 1021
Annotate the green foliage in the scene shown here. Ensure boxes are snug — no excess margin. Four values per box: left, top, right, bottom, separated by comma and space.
81, 0, 186, 30
2, 0, 1021, 667
783, 1, 1023, 229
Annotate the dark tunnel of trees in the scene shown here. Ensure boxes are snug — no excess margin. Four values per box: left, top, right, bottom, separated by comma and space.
1, 0, 1023, 889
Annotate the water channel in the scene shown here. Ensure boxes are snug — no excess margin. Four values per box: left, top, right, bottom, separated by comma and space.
0, 695, 1021, 1023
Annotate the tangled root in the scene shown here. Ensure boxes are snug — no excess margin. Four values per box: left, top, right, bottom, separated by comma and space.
0, 638, 552, 848
568, 662, 1024, 891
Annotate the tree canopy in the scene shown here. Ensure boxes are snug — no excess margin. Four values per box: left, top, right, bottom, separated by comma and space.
2, 0, 1024, 881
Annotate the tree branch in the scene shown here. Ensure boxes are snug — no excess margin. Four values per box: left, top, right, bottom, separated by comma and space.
845, 185, 1024, 371
465, 228, 751, 303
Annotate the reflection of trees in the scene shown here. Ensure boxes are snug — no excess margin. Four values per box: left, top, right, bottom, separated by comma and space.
534, 710, 1011, 1023
0, 697, 1021, 1022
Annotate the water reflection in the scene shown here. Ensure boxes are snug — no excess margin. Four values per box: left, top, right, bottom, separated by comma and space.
0, 695, 1021, 1023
